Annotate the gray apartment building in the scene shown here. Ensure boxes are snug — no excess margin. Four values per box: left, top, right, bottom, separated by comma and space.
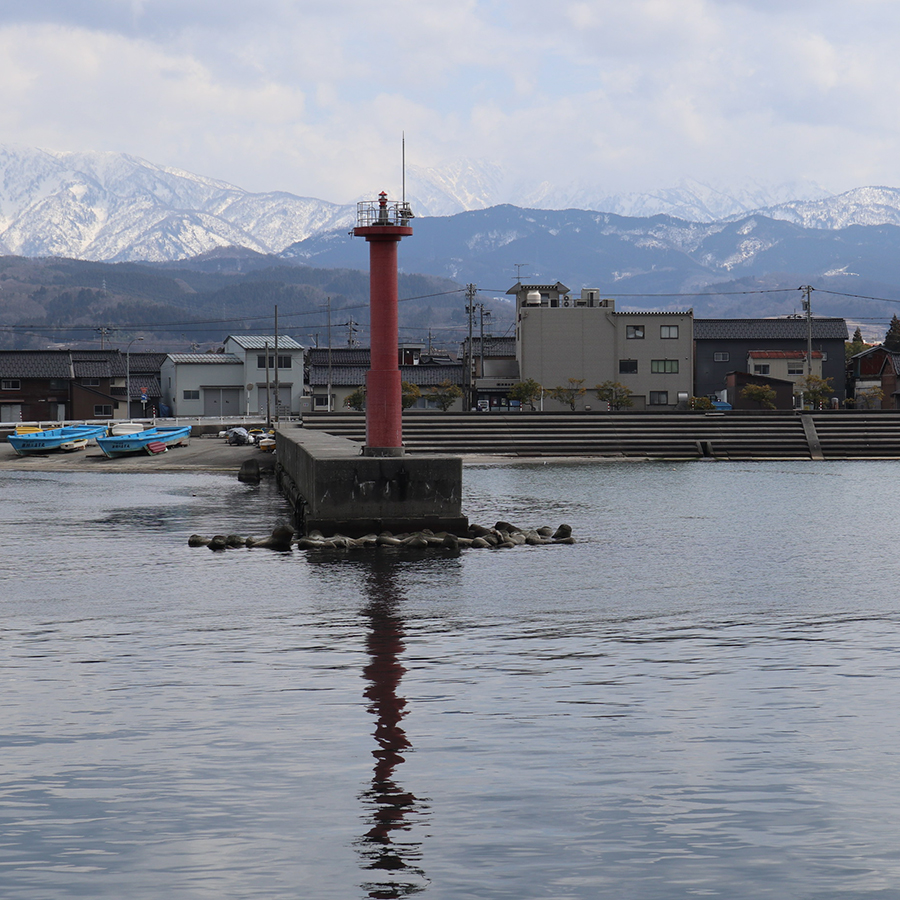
511, 282, 694, 410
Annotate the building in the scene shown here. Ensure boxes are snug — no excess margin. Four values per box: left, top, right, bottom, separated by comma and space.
458, 335, 519, 410
307, 346, 464, 411
724, 371, 796, 410
511, 283, 694, 410
0, 349, 164, 422
159, 335, 305, 417
848, 345, 900, 408
695, 318, 848, 403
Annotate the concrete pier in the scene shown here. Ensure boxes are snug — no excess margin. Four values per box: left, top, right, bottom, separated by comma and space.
275, 425, 469, 537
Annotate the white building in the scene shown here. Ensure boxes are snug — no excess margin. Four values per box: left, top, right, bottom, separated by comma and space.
160, 335, 306, 417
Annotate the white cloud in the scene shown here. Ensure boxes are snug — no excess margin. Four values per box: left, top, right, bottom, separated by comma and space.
3, 0, 900, 202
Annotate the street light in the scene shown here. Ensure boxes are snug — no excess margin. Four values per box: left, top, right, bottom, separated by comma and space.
125, 337, 143, 420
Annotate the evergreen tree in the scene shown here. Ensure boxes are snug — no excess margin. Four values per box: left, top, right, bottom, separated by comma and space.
884, 315, 900, 351
846, 326, 871, 361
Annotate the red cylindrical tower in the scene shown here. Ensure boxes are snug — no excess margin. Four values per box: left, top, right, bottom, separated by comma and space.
354, 192, 413, 456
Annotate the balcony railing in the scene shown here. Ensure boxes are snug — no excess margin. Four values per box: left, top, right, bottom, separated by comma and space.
356, 198, 414, 228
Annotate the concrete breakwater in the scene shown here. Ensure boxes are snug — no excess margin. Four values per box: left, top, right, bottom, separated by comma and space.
188, 521, 575, 552
301, 410, 900, 460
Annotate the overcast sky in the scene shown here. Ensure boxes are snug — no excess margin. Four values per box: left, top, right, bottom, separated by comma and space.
2, 0, 899, 202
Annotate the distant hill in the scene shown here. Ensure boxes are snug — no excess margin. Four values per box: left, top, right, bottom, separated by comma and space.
281, 206, 900, 331
0, 255, 472, 352
3, 145, 900, 344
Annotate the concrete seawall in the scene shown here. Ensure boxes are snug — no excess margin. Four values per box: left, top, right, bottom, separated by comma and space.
275, 424, 468, 537
301, 410, 900, 460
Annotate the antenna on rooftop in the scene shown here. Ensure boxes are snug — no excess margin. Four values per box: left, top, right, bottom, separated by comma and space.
514, 263, 529, 283
402, 132, 406, 206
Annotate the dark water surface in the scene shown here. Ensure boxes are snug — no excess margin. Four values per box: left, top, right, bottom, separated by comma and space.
3, 461, 900, 899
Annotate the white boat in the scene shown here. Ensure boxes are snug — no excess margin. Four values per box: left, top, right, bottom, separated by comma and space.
95, 426, 191, 458
60, 438, 89, 452
110, 422, 147, 435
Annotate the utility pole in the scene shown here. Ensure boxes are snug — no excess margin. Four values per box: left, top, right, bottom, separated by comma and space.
800, 285, 814, 377
264, 340, 271, 428
95, 326, 115, 349
465, 284, 476, 411
274, 304, 279, 422
326, 297, 333, 412
347, 318, 359, 347
479, 305, 491, 400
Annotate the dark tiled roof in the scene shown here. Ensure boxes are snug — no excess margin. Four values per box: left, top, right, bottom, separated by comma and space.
0, 351, 73, 378
73, 359, 125, 378
309, 363, 463, 387
308, 366, 368, 387
127, 376, 161, 399
695, 318, 848, 341
401, 364, 464, 386
128, 352, 168, 373
71, 351, 127, 378
307, 348, 371, 366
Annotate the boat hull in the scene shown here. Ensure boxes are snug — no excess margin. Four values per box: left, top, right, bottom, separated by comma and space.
95, 426, 191, 458
7, 426, 108, 456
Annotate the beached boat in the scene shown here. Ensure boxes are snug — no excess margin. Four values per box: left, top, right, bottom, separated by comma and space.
95, 426, 191, 458
7, 425, 109, 456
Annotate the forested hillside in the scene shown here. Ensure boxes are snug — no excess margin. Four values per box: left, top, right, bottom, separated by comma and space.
0, 254, 477, 352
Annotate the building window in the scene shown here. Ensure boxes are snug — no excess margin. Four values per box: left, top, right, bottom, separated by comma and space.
94, 404, 112, 417
626, 325, 645, 339
314, 395, 330, 408
1, 379, 20, 390
81, 377, 101, 386
660, 325, 679, 339
49, 379, 67, 390
183, 390, 200, 400
651, 359, 679, 374
754, 365, 770, 375
257, 354, 292, 369
787, 362, 804, 375
649, 391, 669, 406
714, 352, 729, 362
619, 359, 638, 375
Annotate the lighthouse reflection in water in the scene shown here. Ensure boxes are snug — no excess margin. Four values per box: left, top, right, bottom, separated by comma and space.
357, 555, 429, 897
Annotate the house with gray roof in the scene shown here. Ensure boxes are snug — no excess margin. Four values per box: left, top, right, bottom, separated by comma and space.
0, 349, 164, 422
306, 347, 464, 411
694, 317, 849, 403
159, 336, 307, 417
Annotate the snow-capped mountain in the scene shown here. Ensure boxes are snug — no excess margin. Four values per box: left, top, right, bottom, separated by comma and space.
2, 143, 900, 264
0, 144, 354, 262
404, 165, 832, 222
737, 186, 900, 229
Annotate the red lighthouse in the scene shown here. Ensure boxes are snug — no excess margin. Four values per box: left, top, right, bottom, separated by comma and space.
354, 192, 414, 456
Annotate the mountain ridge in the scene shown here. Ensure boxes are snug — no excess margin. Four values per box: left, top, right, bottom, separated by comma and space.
2, 144, 899, 264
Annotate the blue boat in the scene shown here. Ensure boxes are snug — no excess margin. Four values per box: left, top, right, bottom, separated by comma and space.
7, 425, 109, 456
96, 426, 192, 458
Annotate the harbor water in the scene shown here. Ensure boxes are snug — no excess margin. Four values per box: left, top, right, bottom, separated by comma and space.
3, 460, 900, 899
